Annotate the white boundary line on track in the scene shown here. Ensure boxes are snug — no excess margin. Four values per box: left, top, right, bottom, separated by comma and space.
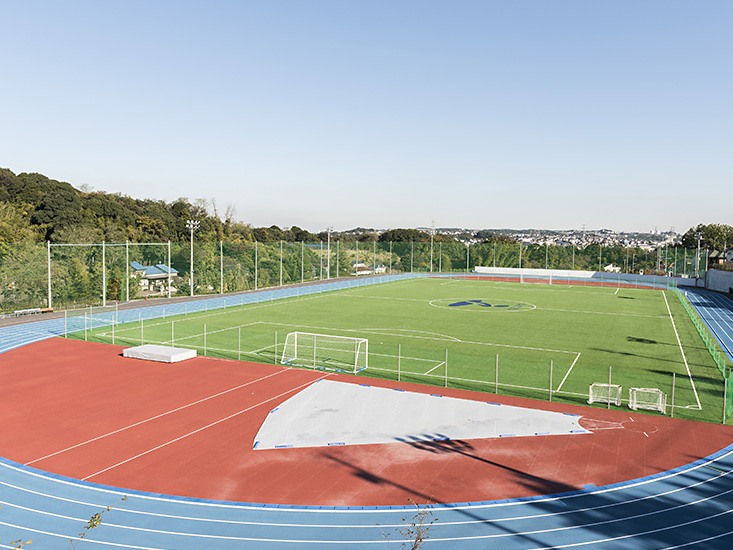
1, 471, 732, 545
25, 370, 290, 466
80, 374, 331, 482
663, 291, 702, 410
2, 447, 733, 520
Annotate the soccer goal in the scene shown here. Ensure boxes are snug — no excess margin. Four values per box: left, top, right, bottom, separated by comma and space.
281, 332, 368, 374
588, 383, 622, 406
628, 387, 667, 413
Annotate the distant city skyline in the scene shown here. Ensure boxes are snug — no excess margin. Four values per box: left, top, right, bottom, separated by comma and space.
2, 1, 730, 234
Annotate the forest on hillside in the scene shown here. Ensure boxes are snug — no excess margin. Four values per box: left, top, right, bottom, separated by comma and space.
0, 167, 729, 313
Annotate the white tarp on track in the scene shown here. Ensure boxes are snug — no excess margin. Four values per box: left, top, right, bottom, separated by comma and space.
122, 344, 197, 363
253, 379, 588, 450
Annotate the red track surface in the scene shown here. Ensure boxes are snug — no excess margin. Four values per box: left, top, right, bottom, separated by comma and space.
2, 338, 732, 507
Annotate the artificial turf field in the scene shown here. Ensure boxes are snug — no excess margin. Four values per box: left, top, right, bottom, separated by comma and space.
77, 276, 725, 423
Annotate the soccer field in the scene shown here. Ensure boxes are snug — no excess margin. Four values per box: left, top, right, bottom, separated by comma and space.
77, 276, 725, 423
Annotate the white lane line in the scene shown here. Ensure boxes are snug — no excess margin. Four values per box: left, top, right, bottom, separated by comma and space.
81, 375, 331, 481
26, 370, 291, 466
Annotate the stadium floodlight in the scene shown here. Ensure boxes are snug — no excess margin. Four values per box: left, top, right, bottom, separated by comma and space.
186, 219, 200, 297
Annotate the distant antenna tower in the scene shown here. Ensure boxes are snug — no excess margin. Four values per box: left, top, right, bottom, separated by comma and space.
670, 226, 675, 234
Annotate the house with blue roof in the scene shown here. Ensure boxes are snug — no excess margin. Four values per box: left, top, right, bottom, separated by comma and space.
130, 262, 179, 294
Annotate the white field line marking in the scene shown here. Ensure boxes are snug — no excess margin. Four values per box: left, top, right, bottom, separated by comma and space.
555, 353, 581, 392
26, 369, 290, 466
536, 307, 666, 319
360, 327, 462, 341
81, 374, 331, 481
423, 362, 445, 375
663, 291, 701, 410
370, 353, 435, 364
614, 287, 620, 295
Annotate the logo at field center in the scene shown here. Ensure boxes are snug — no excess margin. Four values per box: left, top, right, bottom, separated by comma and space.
429, 299, 535, 312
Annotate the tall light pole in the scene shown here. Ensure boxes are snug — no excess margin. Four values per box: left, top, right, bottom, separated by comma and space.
695, 232, 702, 279
186, 219, 200, 297
326, 226, 333, 279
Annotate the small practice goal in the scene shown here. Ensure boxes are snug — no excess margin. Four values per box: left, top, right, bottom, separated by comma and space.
281, 332, 368, 374
588, 383, 622, 406
628, 387, 667, 413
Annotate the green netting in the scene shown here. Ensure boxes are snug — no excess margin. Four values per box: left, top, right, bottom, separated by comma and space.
0, 241, 706, 315
726, 372, 733, 421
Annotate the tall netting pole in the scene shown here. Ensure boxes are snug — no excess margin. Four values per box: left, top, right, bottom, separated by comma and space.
47, 241, 52, 309
102, 241, 107, 307
608, 366, 612, 409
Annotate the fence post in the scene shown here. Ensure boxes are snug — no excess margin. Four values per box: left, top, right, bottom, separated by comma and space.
238, 327, 241, 361
671, 372, 676, 418
275, 331, 278, 365
724, 369, 729, 425
445, 349, 448, 388
549, 360, 553, 402
204, 323, 207, 356
398, 344, 401, 382
608, 365, 612, 409
495, 354, 499, 394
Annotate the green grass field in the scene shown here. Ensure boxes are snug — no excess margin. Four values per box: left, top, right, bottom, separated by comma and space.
75, 277, 726, 423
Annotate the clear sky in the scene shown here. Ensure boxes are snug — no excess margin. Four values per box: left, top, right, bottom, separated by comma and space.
2, 1, 731, 233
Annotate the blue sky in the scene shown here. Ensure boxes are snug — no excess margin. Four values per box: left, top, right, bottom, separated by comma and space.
2, 1, 730, 233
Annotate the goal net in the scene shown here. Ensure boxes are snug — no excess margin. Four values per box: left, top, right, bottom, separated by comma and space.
628, 387, 667, 413
281, 332, 368, 374
588, 383, 622, 406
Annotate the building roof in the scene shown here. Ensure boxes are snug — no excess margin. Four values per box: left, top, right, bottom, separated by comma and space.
131, 262, 178, 277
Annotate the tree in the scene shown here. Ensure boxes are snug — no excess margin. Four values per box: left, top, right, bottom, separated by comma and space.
378, 229, 431, 243
680, 224, 733, 250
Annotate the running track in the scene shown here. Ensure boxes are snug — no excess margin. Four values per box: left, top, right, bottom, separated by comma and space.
684, 287, 733, 362
2, 284, 733, 548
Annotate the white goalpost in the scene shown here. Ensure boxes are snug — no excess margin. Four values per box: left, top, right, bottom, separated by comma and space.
628, 387, 667, 413
588, 383, 622, 406
281, 332, 368, 374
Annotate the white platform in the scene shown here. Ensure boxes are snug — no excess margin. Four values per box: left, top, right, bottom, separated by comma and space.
253, 380, 588, 450
122, 344, 197, 363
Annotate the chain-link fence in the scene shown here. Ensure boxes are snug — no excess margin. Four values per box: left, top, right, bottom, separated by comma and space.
0, 241, 707, 315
